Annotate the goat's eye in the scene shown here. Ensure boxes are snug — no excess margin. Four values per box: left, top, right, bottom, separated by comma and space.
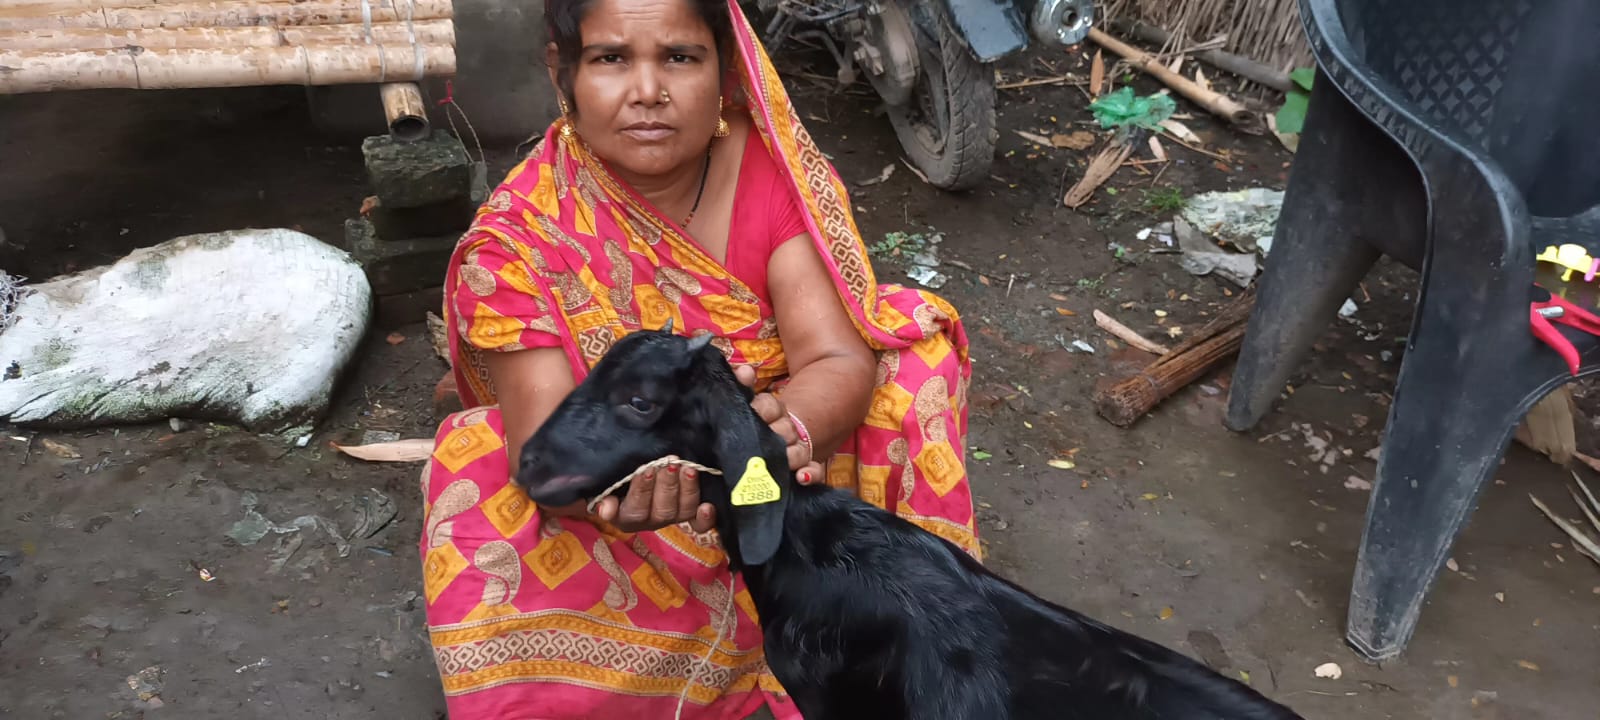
627, 396, 655, 414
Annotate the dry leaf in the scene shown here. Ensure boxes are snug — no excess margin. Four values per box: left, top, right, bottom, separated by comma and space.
1344, 475, 1372, 491
1051, 131, 1097, 150
1064, 140, 1135, 208
1141, 493, 1159, 500
1194, 66, 1211, 92
1313, 662, 1343, 680
386, 332, 407, 345
978, 275, 992, 286
1446, 558, 1460, 572
1167, 55, 1184, 75
1050, 293, 1071, 302
1447, 675, 1459, 688
1048, 458, 1076, 470
333, 438, 434, 462
1158, 606, 1174, 620
1166, 326, 1183, 338
1147, 136, 1168, 162
1055, 307, 1076, 316
1158, 119, 1202, 144
1089, 49, 1105, 97
1494, 592, 1505, 603
359, 195, 380, 217
1238, 670, 1251, 684
1515, 660, 1540, 672
41, 438, 81, 459
1153, 309, 1169, 318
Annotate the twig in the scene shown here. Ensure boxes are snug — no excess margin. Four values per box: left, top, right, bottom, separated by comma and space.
1094, 309, 1171, 355
1570, 472, 1600, 532
1154, 128, 1229, 161
899, 157, 931, 185
997, 74, 1088, 90
1529, 493, 1600, 567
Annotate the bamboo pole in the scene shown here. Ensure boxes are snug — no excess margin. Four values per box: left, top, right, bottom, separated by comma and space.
0, 0, 454, 32
1109, 19, 1294, 93
1088, 27, 1263, 133
0, 44, 456, 94
0, 20, 455, 50
380, 81, 429, 141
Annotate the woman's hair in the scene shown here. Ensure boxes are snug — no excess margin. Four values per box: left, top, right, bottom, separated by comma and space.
546, 0, 736, 109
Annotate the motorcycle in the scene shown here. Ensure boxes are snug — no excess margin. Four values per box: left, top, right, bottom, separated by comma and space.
748, 0, 1094, 190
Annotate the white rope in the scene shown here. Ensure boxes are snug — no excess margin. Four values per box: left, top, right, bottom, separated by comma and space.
583, 456, 735, 720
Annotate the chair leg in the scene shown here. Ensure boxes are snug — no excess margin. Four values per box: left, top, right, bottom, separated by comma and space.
1225, 79, 1377, 431
1225, 75, 1420, 432
1345, 286, 1549, 660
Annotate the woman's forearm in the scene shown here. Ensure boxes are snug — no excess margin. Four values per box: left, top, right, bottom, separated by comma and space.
776, 352, 876, 460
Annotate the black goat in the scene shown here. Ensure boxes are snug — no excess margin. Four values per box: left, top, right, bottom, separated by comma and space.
517, 328, 1305, 720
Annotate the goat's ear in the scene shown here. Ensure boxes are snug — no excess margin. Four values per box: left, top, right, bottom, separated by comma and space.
660, 317, 674, 334
710, 404, 791, 567
726, 456, 790, 566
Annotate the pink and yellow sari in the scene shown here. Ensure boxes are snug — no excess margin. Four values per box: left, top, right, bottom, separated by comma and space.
420, 3, 976, 717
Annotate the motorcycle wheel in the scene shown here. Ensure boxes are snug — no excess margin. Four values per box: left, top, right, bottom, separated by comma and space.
886, 1, 997, 192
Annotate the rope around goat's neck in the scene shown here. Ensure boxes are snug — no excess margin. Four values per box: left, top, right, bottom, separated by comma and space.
583, 456, 734, 720
584, 456, 725, 514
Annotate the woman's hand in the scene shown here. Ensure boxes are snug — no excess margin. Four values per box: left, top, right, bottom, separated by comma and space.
592, 459, 717, 533
735, 365, 826, 485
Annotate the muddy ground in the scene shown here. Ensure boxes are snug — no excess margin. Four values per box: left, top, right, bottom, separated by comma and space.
2, 43, 1598, 720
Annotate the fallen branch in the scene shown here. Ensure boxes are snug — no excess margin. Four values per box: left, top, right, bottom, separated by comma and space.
1094, 309, 1170, 355
1088, 27, 1263, 134
1109, 19, 1293, 93
1093, 287, 1256, 427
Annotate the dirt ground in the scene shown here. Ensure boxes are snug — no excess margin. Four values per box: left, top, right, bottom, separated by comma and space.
2, 44, 1598, 720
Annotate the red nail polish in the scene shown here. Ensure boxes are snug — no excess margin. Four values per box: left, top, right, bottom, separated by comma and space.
685, 467, 697, 479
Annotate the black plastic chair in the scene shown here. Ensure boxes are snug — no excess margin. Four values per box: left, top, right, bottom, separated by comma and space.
1225, 0, 1600, 660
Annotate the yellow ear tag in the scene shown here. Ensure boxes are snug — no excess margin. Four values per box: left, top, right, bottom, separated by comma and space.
730, 457, 783, 506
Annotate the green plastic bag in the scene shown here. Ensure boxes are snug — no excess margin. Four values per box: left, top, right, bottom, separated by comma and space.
1089, 87, 1177, 131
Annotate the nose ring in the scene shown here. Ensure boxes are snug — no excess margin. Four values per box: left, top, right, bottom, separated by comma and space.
660, 89, 671, 104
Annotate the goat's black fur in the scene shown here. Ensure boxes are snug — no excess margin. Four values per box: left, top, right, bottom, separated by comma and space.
518, 328, 1305, 720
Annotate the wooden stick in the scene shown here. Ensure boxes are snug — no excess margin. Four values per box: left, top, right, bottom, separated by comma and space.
0, 0, 454, 32
996, 74, 1087, 91
0, 20, 455, 51
0, 44, 455, 94
381, 82, 429, 141
1088, 27, 1263, 134
1109, 19, 1294, 93
1093, 309, 1171, 355
1093, 288, 1256, 427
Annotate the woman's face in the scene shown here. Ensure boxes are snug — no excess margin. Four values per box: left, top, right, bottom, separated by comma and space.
555, 0, 724, 180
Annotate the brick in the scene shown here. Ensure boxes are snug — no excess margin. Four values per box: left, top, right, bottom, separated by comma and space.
362, 130, 473, 209
345, 218, 455, 296
432, 372, 463, 418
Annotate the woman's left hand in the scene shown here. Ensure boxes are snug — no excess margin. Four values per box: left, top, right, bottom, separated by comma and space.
735, 365, 825, 485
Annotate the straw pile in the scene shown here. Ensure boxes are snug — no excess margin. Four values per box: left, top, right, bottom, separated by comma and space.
1102, 0, 1310, 74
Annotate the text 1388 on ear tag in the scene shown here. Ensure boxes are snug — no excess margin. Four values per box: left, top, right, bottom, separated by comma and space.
730, 457, 782, 506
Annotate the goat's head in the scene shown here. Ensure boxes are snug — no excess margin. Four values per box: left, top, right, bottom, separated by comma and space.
516, 320, 793, 566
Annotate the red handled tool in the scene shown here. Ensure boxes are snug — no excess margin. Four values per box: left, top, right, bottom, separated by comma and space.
1530, 290, 1600, 375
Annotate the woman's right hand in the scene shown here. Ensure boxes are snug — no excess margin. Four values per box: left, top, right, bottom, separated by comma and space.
590, 459, 717, 533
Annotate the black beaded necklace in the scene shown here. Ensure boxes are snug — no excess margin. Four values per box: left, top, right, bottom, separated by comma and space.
681, 146, 712, 228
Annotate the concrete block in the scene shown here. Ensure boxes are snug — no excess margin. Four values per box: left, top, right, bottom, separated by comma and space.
362, 130, 472, 209
345, 218, 455, 296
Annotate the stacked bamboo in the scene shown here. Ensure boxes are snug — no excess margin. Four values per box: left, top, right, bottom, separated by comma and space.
1102, 0, 1310, 77
0, 0, 457, 94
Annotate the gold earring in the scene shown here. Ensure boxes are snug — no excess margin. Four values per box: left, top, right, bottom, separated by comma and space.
559, 96, 575, 138
714, 95, 730, 138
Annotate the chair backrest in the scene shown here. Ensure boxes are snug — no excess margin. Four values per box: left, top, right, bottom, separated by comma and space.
1326, 0, 1600, 214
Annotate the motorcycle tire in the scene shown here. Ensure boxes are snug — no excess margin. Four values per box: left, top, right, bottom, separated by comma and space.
887, 1, 998, 192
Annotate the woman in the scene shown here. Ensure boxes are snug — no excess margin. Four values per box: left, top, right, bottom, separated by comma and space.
420, 0, 977, 716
